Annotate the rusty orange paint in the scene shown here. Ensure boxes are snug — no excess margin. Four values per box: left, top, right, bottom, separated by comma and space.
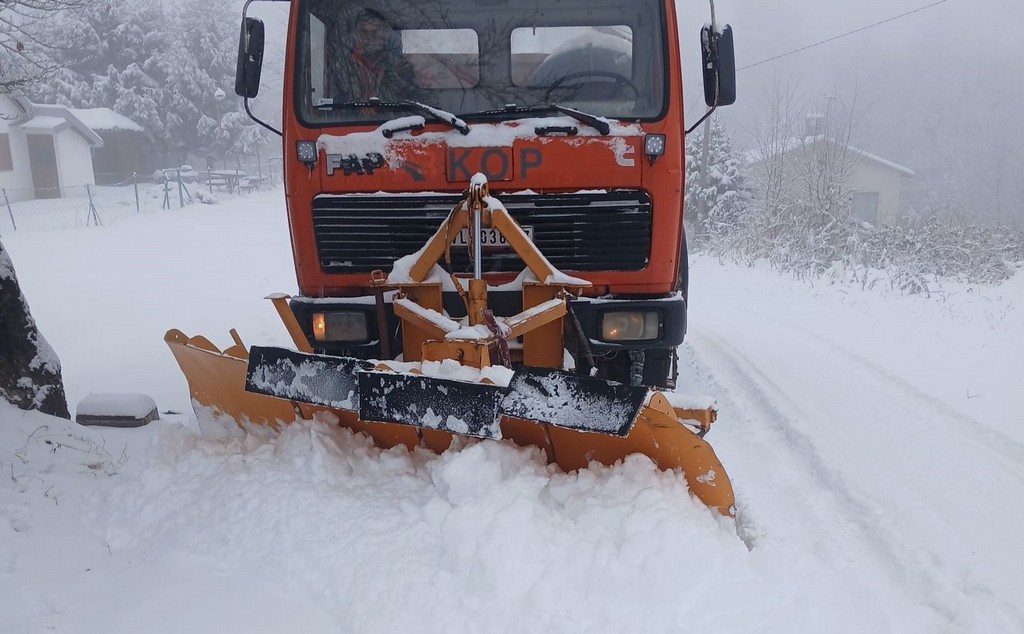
276, 1, 687, 299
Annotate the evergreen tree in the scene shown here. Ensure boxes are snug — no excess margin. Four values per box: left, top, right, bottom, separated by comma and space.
684, 118, 751, 245
30, 0, 259, 166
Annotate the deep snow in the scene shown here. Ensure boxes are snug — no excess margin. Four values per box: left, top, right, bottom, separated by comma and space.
2, 189, 1022, 632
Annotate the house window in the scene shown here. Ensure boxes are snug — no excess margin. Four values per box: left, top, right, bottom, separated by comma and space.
0, 134, 12, 171
852, 191, 879, 224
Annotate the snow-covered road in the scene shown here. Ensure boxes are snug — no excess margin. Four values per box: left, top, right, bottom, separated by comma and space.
2, 189, 1021, 632
687, 262, 1024, 628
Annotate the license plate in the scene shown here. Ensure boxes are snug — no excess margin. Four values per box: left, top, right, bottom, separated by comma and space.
452, 226, 533, 248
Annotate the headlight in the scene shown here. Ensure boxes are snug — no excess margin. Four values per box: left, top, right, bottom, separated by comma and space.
600, 310, 660, 342
312, 311, 369, 343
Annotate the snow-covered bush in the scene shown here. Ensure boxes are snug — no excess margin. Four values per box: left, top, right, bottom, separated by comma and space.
686, 116, 1022, 292
848, 217, 1024, 289
694, 197, 1023, 291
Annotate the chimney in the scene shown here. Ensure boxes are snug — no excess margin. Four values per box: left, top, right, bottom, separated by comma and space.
805, 113, 825, 137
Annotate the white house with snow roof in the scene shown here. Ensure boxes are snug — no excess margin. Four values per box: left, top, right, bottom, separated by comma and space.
0, 94, 107, 202
70, 107, 151, 185
842, 144, 915, 225
746, 117, 915, 226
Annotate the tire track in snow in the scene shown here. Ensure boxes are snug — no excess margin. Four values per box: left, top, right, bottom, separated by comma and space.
684, 325, 1024, 629
683, 333, 966, 627
749, 306, 1024, 470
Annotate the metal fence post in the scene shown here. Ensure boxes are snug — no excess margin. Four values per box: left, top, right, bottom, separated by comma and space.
133, 173, 140, 214
2, 188, 15, 232
177, 168, 185, 208
86, 185, 102, 226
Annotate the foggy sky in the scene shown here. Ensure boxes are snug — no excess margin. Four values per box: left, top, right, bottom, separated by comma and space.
678, 0, 1024, 221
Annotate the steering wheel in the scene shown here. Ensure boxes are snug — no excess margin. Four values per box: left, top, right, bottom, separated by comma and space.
543, 71, 641, 102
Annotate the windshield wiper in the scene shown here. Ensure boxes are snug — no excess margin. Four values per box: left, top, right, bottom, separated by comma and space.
461, 103, 610, 136
547, 104, 610, 136
316, 97, 469, 135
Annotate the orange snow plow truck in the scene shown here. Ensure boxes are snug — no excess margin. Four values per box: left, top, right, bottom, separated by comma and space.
166, 0, 738, 515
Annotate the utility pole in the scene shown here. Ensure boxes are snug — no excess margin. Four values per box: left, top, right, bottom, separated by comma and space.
699, 117, 712, 236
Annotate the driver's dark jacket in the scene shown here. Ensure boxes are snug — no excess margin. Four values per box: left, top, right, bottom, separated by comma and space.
329, 44, 418, 102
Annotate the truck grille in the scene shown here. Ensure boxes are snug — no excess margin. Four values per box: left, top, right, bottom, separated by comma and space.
311, 191, 652, 274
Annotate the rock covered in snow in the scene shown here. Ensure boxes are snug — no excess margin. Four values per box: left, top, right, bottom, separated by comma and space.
0, 238, 69, 419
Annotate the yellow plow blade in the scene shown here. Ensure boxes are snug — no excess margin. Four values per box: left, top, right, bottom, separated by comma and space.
164, 329, 298, 429
166, 329, 735, 517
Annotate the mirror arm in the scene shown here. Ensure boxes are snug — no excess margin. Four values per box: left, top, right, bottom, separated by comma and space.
241, 0, 255, 45
245, 98, 282, 137
685, 106, 718, 136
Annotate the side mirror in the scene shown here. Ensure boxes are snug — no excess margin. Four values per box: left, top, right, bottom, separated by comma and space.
701, 24, 736, 107
235, 17, 265, 99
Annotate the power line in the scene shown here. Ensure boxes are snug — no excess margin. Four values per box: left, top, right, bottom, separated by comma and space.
738, 0, 951, 72
688, 1, 951, 119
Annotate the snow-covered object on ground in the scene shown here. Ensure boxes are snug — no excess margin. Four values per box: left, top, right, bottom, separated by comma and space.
76, 394, 156, 418
75, 393, 158, 427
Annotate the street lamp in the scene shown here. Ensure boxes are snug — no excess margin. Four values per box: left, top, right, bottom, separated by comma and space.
214, 87, 227, 176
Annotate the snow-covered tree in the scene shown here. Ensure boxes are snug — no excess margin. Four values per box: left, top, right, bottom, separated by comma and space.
0, 239, 70, 419
30, 0, 259, 165
0, 0, 92, 92
684, 117, 751, 246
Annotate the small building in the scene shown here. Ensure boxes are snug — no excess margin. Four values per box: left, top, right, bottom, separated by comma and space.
0, 95, 103, 202
747, 118, 914, 226
71, 107, 151, 185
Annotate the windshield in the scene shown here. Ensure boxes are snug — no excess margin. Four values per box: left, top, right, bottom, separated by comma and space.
295, 0, 668, 126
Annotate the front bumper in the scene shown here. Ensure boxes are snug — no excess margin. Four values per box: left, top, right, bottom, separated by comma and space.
288, 291, 686, 359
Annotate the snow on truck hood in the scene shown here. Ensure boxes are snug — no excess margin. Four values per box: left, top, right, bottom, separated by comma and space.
316, 117, 643, 166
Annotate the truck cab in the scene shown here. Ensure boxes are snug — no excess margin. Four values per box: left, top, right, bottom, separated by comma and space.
237, 0, 735, 388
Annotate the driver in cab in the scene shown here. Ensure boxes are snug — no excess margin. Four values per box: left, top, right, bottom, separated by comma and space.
330, 8, 418, 102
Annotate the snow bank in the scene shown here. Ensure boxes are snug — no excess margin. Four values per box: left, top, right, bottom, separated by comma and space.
82, 418, 756, 633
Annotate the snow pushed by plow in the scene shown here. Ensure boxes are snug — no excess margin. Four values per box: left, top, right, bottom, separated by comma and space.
92, 418, 754, 632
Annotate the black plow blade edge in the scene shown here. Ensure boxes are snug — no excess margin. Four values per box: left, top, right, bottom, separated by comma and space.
359, 372, 505, 439
245, 346, 372, 412
498, 367, 650, 437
